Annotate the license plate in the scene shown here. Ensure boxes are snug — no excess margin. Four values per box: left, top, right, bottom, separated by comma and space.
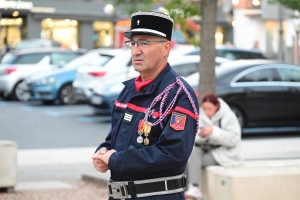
91, 95, 103, 105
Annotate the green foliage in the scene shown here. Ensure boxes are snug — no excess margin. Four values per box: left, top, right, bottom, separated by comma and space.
269, 0, 300, 12
164, 0, 200, 25
108, 0, 154, 15
164, 0, 200, 46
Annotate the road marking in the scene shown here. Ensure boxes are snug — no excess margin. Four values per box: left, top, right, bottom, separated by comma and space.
15, 181, 75, 191
45, 110, 60, 116
78, 116, 111, 123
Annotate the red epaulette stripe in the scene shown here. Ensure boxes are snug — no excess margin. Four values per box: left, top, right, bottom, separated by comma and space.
114, 100, 161, 118
114, 101, 197, 119
173, 106, 197, 120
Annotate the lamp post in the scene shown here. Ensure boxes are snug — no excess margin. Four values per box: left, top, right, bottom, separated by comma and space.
294, 11, 300, 65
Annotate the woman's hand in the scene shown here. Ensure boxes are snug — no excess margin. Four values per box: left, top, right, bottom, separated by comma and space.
199, 126, 213, 138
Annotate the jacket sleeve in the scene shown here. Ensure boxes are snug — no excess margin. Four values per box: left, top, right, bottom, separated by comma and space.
107, 89, 199, 174
209, 111, 241, 147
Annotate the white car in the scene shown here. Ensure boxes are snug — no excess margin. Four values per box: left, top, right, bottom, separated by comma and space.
127, 55, 230, 79
72, 48, 132, 102
89, 55, 230, 115
0, 48, 85, 101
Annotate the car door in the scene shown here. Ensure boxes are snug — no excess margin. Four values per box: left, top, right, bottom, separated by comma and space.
231, 66, 283, 127
171, 63, 198, 78
14, 52, 51, 78
275, 66, 300, 126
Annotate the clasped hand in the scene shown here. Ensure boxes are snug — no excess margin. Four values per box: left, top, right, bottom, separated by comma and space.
91, 147, 116, 173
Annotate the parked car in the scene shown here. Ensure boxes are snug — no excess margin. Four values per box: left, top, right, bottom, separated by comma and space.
72, 48, 132, 102
89, 55, 231, 115
12, 39, 62, 51
0, 48, 86, 101
127, 55, 230, 79
185, 59, 300, 133
185, 45, 267, 60
25, 49, 106, 105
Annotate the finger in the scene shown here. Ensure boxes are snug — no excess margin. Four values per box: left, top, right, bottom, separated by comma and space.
92, 154, 102, 159
100, 147, 108, 154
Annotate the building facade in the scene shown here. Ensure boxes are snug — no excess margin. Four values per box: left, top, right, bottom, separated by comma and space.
0, 0, 116, 51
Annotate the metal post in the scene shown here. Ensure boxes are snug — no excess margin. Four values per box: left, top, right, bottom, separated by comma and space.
278, 4, 284, 61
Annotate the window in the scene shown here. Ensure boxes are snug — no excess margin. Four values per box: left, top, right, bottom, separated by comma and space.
172, 63, 198, 77
237, 68, 277, 82
50, 52, 80, 66
276, 68, 300, 82
87, 55, 113, 67
13, 53, 49, 64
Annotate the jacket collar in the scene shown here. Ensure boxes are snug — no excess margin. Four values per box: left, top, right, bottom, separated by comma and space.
123, 63, 171, 94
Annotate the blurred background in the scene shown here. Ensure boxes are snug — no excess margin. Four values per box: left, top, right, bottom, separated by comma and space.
0, 0, 300, 199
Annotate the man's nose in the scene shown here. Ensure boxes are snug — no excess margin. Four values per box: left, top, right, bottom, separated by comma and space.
132, 43, 142, 55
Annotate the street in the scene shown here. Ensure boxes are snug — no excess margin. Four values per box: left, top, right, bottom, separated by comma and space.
1, 99, 300, 199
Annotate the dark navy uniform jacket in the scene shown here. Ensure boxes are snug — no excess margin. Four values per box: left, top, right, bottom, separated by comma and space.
95, 64, 199, 199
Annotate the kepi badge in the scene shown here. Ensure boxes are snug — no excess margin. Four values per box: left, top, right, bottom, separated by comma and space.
170, 112, 187, 131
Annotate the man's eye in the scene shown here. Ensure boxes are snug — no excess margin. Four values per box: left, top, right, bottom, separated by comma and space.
140, 41, 148, 45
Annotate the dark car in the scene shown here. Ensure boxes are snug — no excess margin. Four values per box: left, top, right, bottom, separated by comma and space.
185, 59, 300, 133
186, 45, 267, 60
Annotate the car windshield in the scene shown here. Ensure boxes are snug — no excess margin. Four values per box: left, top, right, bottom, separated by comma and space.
0, 53, 16, 64
87, 54, 113, 67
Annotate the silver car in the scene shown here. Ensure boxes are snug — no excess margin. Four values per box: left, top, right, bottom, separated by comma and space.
0, 48, 85, 101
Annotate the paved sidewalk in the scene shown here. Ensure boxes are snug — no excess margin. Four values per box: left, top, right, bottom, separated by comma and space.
0, 180, 109, 200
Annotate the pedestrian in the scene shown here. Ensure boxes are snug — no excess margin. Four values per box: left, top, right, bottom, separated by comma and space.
185, 93, 243, 199
92, 10, 199, 199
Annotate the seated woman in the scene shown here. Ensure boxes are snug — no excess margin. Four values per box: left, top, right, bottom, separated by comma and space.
185, 93, 243, 199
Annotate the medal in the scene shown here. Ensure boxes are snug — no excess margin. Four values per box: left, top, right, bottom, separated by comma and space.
143, 122, 152, 146
144, 138, 149, 145
137, 119, 145, 144
137, 136, 143, 143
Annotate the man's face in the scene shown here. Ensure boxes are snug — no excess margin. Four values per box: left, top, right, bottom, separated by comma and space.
130, 35, 170, 78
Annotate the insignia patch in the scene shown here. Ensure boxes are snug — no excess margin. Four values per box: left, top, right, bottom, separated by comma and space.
123, 111, 134, 124
170, 112, 187, 131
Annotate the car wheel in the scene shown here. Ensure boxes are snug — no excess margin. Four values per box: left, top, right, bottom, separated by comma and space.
59, 84, 76, 105
229, 106, 245, 129
12, 80, 31, 101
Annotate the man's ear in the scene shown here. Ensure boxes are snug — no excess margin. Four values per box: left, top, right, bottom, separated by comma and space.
162, 41, 172, 57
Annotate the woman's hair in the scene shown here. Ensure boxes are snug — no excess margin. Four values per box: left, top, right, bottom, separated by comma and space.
201, 93, 220, 107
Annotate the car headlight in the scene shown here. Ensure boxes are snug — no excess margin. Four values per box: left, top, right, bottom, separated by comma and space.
35, 77, 56, 85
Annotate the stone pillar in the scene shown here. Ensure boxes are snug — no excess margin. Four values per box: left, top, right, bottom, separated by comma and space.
26, 13, 42, 39
0, 140, 17, 190
78, 21, 94, 50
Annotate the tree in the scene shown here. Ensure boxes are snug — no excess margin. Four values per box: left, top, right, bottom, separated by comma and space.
198, 0, 218, 102
269, 0, 300, 12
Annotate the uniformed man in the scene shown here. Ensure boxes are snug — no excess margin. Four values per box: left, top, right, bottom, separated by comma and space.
92, 10, 199, 199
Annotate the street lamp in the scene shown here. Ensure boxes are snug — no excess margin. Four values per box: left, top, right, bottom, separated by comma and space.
293, 11, 300, 65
